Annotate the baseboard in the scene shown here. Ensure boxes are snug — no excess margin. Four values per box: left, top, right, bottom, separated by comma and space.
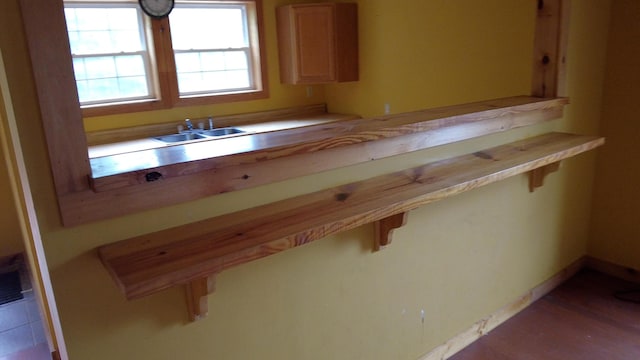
417, 257, 587, 360
585, 256, 640, 284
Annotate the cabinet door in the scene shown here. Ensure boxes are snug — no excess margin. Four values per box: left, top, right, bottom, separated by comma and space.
293, 5, 336, 83
277, 3, 357, 84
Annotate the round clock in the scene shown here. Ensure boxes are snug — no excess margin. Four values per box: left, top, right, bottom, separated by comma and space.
139, 0, 175, 19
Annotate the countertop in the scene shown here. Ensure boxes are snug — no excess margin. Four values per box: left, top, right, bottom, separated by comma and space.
88, 116, 348, 159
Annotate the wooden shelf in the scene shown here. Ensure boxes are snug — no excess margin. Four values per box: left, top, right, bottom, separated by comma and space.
98, 132, 604, 321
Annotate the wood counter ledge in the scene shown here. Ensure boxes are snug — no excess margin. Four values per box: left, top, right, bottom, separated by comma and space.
98, 132, 604, 321
88, 96, 567, 192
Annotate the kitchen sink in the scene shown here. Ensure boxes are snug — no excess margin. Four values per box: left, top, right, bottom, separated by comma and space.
154, 133, 208, 143
152, 127, 247, 144
199, 127, 246, 137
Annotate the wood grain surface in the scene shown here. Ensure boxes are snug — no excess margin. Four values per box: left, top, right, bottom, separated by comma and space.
98, 132, 604, 303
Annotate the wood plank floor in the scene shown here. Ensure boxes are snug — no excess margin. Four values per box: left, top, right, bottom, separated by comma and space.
450, 269, 640, 360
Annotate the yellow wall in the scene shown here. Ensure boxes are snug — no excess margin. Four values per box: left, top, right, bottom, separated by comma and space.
0, 0, 612, 359
589, 0, 640, 269
327, 0, 535, 117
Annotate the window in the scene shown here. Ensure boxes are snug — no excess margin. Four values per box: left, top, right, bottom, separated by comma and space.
64, 4, 155, 105
170, 4, 253, 96
63, 0, 267, 115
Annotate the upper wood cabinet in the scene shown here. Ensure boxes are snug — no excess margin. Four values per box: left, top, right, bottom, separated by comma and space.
276, 3, 358, 84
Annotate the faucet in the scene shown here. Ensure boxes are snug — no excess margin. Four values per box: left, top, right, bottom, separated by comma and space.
185, 118, 193, 131
208, 116, 214, 130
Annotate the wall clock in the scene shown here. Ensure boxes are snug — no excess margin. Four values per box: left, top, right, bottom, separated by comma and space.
139, 0, 175, 19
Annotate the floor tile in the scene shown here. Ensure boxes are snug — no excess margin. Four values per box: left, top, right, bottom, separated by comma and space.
0, 324, 34, 357
0, 342, 51, 360
30, 321, 46, 345
0, 302, 28, 333
25, 299, 41, 323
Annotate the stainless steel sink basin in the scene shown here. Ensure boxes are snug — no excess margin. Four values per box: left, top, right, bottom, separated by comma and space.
199, 127, 246, 137
152, 127, 247, 144
154, 133, 208, 143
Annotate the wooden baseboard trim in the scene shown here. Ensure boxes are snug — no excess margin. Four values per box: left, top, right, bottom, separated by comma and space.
418, 257, 587, 360
584, 256, 640, 284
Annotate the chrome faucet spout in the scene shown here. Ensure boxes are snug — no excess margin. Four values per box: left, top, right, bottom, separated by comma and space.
185, 118, 193, 131
208, 116, 214, 130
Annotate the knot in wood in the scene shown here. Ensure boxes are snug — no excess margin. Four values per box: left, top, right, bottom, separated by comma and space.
473, 151, 494, 160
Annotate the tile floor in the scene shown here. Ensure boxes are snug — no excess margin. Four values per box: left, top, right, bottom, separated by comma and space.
0, 289, 50, 359
0, 253, 50, 360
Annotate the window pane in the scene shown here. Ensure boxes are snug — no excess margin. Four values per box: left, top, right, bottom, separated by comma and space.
118, 77, 149, 98
225, 70, 250, 88
224, 51, 248, 70
176, 72, 205, 93
200, 52, 226, 71
71, 55, 151, 103
174, 52, 201, 74
84, 57, 117, 79
110, 30, 143, 53
86, 78, 119, 102
66, 8, 143, 55
64, 3, 154, 105
107, 8, 140, 30
72, 58, 87, 80
174, 50, 251, 94
201, 71, 228, 91
64, 8, 78, 31
115, 56, 146, 77
170, 3, 256, 96
75, 8, 109, 31
74, 30, 111, 55
170, 7, 247, 50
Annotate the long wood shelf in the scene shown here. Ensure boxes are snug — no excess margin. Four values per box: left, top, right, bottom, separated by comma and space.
98, 132, 604, 321
89, 96, 566, 191
60, 96, 567, 226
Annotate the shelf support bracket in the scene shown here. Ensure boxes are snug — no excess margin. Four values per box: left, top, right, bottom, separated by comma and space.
374, 212, 408, 251
529, 161, 561, 192
185, 275, 217, 322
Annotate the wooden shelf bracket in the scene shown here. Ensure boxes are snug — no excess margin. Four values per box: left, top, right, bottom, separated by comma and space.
374, 212, 408, 251
529, 161, 561, 192
185, 275, 217, 321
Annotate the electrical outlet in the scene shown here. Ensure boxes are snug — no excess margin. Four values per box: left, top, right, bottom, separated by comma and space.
384, 103, 391, 114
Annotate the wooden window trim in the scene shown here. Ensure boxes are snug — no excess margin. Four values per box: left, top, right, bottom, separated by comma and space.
18, 0, 569, 227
